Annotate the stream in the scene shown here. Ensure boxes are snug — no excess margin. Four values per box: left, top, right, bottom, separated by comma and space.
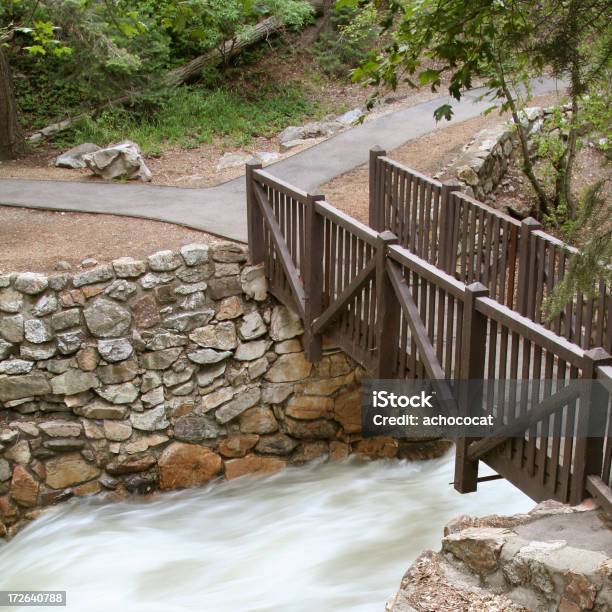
0, 453, 533, 611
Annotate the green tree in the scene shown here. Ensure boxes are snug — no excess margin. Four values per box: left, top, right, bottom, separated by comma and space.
544, 181, 611, 318
1, 0, 313, 159
351, 0, 612, 222
159, 0, 313, 66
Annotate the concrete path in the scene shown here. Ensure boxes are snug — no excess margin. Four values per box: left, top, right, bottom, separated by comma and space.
0, 78, 563, 243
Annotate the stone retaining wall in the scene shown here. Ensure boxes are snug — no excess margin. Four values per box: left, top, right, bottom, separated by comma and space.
0, 242, 446, 538
443, 106, 556, 202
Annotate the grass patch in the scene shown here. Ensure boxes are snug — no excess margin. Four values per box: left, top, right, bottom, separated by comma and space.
59, 83, 320, 155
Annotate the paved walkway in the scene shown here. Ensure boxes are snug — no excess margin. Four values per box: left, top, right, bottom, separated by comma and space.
0, 78, 563, 243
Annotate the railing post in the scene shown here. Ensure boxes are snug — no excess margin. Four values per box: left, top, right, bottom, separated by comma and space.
454, 282, 489, 493
369, 146, 386, 231
375, 230, 399, 378
439, 180, 461, 274
246, 161, 264, 264
516, 217, 542, 316
570, 348, 612, 505
304, 192, 325, 362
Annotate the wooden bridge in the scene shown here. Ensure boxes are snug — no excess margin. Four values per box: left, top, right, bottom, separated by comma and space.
244, 149, 612, 513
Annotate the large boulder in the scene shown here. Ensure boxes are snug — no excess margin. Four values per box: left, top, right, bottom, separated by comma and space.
55, 143, 101, 169
83, 141, 152, 182
158, 442, 222, 490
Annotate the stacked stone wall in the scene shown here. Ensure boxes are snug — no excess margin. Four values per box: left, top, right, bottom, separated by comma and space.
0, 242, 445, 537
444, 106, 557, 202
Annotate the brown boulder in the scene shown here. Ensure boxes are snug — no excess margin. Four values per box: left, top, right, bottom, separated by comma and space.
73, 481, 102, 496
303, 375, 352, 396
264, 353, 311, 383
442, 527, 513, 576
290, 441, 329, 464
315, 353, 353, 377
354, 437, 398, 459
10, 466, 39, 507
105, 455, 157, 475
216, 296, 243, 320
333, 388, 361, 433
239, 406, 278, 434
398, 439, 453, 461
255, 433, 297, 456
285, 417, 338, 440
564, 570, 599, 610
132, 294, 161, 328
45, 454, 100, 489
218, 435, 259, 458
0, 495, 19, 523
158, 442, 222, 490
224, 454, 286, 480
329, 441, 349, 461
285, 396, 332, 420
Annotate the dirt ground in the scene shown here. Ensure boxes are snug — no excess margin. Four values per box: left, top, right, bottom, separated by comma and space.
0, 208, 225, 274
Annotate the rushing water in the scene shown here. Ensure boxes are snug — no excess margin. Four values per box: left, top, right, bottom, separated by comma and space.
0, 453, 533, 612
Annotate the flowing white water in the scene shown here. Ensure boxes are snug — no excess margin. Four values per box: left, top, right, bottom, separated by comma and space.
0, 453, 533, 612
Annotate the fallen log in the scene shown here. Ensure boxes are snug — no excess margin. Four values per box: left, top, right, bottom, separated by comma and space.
165, 16, 282, 87
27, 0, 327, 142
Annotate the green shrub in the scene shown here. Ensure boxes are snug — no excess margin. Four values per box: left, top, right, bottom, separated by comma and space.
57, 82, 318, 155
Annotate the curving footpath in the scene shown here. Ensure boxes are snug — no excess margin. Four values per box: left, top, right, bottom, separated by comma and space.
0, 78, 563, 243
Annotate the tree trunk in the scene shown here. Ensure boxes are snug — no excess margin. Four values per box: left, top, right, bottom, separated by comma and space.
498, 75, 551, 218
559, 65, 581, 220
166, 0, 326, 86
165, 16, 283, 86
0, 47, 24, 160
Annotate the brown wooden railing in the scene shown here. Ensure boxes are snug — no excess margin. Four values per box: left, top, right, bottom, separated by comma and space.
246, 156, 612, 511
370, 149, 611, 352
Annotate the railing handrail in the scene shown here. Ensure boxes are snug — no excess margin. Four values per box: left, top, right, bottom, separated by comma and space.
451, 189, 522, 227
475, 295, 586, 367
372, 150, 610, 353
315, 199, 379, 245
377, 156, 443, 188
253, 167, 309, 202
531, 227, 580, 254
387, 243, 465, 299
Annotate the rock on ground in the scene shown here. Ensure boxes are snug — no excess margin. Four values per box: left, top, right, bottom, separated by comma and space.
83, 141, 152, 182
216, 152, 254, 171
55, 143, 101, 169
